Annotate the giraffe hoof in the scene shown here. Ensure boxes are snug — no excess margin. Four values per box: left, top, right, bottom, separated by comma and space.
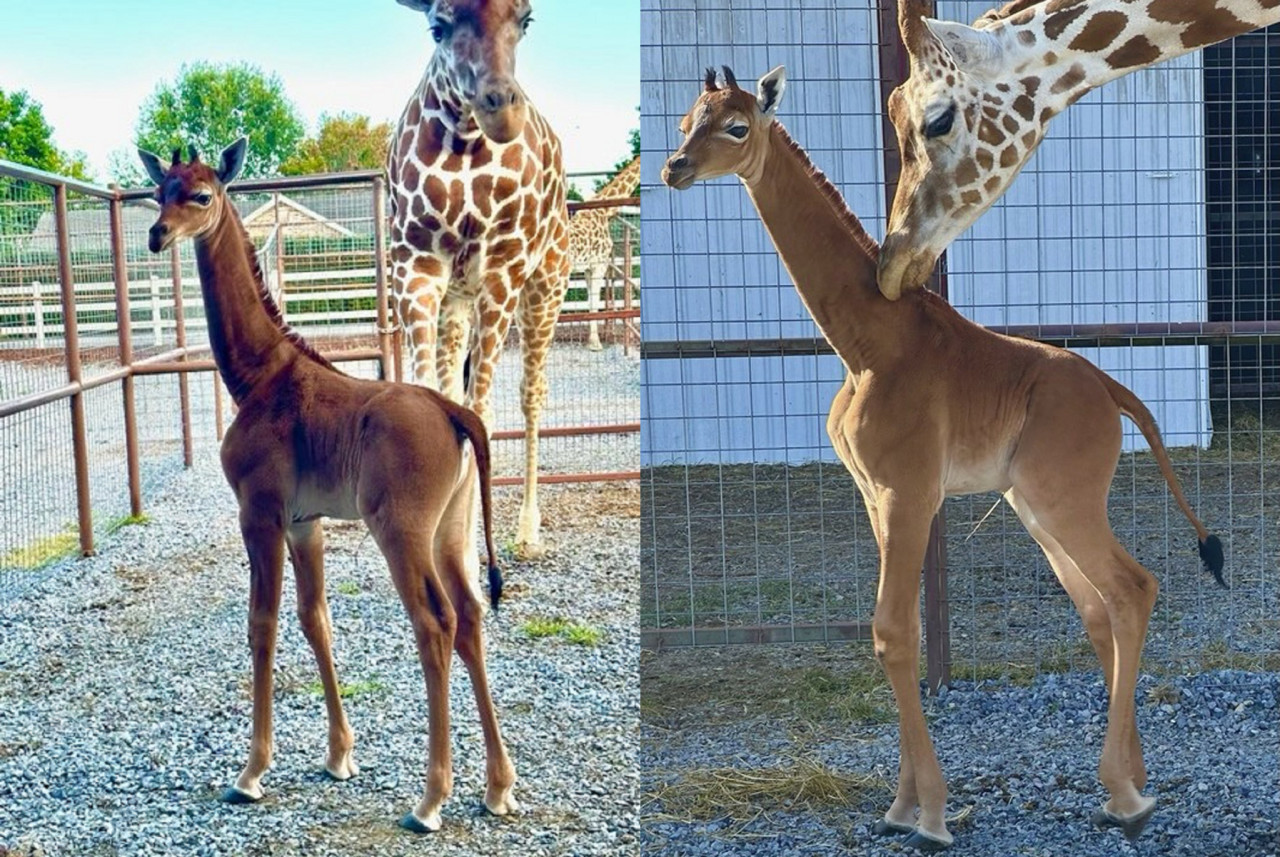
902, 829, 952, 852
484, 789, 520, 816
872, 818, 914, 836
324, 753, 359, 781
220, 784, 263, 804
400, 810, 442, 833
1091, 798, 1156, 841
513, 541, 548, 561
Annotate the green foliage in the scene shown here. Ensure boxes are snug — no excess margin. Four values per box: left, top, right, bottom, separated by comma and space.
566, 183, 585, 202
593, 126, 641, 193
124, 62, 306, 183
520, 616, 606, 646
280, 113, 392, 176
0, 87, 95, 234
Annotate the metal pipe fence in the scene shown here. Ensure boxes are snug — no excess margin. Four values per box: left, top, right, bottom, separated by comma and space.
638, 0, 1279, 683
0, 164, 639, 582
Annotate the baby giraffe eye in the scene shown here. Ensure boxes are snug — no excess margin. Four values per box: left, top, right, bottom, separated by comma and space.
430, 20, 452, 43
192, 193, 213, 206
923, 104, 957, 139
726, 125, 748, 139
520, 14, 533, 33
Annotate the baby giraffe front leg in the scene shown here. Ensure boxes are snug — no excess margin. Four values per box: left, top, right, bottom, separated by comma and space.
223, 502, 286, 803
287, 521, 357, 782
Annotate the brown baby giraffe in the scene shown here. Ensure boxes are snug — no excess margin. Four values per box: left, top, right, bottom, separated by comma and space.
663, 66, 1224, 851
139, 139, 517, 833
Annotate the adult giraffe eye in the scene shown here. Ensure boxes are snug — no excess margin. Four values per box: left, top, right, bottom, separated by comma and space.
924, 104, 956, 139
726, 125, 748, 139
431, 22, 451, 43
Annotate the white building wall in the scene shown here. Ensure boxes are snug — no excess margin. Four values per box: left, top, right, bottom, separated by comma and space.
642, 0, 1212, 466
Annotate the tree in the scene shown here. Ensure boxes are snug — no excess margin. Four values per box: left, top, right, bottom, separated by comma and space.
594, 126, 641, 193
0, 88, 95, 234
125, 62, 305, 182
280, 113, 392, 176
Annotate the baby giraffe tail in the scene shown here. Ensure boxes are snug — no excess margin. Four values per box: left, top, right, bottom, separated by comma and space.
441, 399, 503, 609
1098, 372, 1226, 588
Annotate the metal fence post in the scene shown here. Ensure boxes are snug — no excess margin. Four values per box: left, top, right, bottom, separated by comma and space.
109, 198, 143, 517
54, 183, 95, 556
170, 247, 193, 467
32, 280, 45, 348
372, 176, 394, 382
149, 274, 163, 346
877, 0, 951, 693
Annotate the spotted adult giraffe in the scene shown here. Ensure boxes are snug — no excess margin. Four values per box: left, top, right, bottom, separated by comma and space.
387, 0, 569, 554
570, 155, 639, 350
877, 0, 1280, 300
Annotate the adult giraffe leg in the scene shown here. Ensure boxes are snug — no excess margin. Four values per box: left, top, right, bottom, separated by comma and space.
435, 480, 518, 816
1004, 488, 1146, 791
286, 520, 357, 782
373, 519, 458, 833
512, 268, 567, 555
585, 265, 603, 351
872, 488, 951, 850
437, 293, 474, 404
223, 498, 286, 804
396, 270, 446, 388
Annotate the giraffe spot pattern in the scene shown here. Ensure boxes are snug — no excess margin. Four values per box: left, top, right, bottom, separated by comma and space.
999, 145, 1021, 168
1050, 63, 1087, 95
1068, 10, 1129, 51
1012, 94, 1036, 121
1106, 34, 1161, 68
1044, 4, 1087, 39
978, 118, 1007, 146
1181, 11, 1250, 49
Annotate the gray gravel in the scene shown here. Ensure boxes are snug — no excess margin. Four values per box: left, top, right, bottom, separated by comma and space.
642, 645, 1279, 857
0, 453, 639, 856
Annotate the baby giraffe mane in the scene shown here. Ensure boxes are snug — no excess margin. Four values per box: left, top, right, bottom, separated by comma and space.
769, 121, 881, 263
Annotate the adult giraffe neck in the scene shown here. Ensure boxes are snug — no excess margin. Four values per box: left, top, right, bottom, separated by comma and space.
741, 122, 899, 375
193, 203, 315, 404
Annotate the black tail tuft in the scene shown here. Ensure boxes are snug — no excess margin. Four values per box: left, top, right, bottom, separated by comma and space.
487, 562, 503, 610
1199, 534, 1226, 589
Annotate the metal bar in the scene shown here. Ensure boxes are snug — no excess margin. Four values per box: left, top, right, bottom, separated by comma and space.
561, 308, 640, 323
490, 422, 639, 442
491, 471, 639, 487
643, 321, 1280, 360
109, 198, 143, 517
640, 621, 875, 650
623, 233, 635, 356
169, 246, 193, 467
54, 183, 95, 556
0, 367, 130, 419
115, 170, 386, 200
568, 196, 639, 214
878, 0, 950, 691
213, 374, 225, 443
0, 160, 116, 198
132, 348, 383, 375
372, 176, 393, 381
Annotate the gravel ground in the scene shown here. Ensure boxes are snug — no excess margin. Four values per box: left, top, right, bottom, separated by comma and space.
641, 645, 1279, 857
0, 454, 639, 856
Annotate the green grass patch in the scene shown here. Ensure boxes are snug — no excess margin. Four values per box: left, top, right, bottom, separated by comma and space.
305, 678, 385, 699
104, 513, 150, 534
335, 581, 361, 596
520, 616, 606, 646
0, 526, 79, 570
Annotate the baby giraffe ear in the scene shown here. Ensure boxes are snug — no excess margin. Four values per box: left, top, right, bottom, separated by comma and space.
756, 65, 787, 118
216, 137, 249, 185
922, 18, 1004, 74
137, 147, 168, 186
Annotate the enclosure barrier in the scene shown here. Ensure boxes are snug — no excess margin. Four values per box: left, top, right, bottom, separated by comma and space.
0, 162, 639, 574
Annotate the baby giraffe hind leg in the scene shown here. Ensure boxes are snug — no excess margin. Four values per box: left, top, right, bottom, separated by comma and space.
1004, 489, 1146, 793
1013, 490, 1159, 840
286, 520, 357, 782
437, 474, 518, 816
372, 517, 458, 833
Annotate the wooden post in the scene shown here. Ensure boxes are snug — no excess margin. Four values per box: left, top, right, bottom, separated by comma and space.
149, 274, 163, 347
170, 247, 193, 467
622, 236, 634, 356
109, 198, 143, 518
54, 184, 95, 557
372, 176, 394, 382
877, 0, 951, 694
273, 193, 287, 321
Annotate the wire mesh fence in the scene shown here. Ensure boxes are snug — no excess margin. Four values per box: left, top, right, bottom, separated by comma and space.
639, 0, 1279, 679
0, 164, 640, 588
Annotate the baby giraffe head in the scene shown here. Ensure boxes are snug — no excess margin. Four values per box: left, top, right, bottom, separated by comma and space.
138, 138, 247, 253
662, 65, 787, 191
879, 13, 1048, 300
399, 0, 534, 144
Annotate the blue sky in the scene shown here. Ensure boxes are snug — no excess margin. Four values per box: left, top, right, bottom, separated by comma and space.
2, 1, 638, 186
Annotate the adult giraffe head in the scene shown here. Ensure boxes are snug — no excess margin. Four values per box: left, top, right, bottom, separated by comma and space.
397, 0, 534, 144
878, 0, 1280, 300
138, 138, 247, 253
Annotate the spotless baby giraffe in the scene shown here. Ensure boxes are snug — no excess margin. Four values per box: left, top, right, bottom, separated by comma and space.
140, 139, 517, 833
662, 66, 1224, 851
